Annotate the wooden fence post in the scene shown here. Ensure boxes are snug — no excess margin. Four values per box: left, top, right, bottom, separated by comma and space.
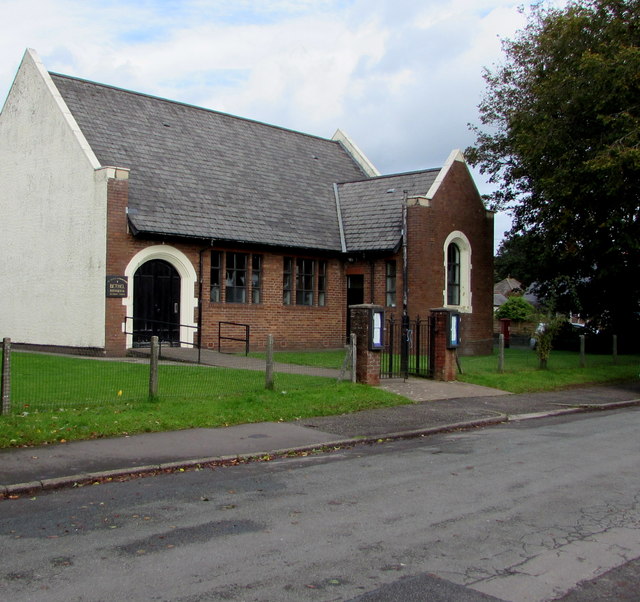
265, 334, 274, 390
498, 334, 505, 374
339, 333, 358, 383
149, 336, 159, 399
579, 335, 586, 368
612, 334, 618, 365
1, 338, 10, 415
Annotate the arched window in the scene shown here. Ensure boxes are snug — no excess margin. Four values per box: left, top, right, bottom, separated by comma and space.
443, 231, 472, 312
447, 243, 461, 306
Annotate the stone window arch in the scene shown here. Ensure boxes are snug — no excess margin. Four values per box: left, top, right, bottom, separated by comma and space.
443, 231, 472, 312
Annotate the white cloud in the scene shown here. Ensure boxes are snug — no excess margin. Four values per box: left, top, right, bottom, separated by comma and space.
0, 0, 547, 246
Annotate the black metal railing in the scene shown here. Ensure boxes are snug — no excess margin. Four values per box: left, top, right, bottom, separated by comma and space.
125, 316, 198, 348
218, 321, 250, 355
381, 315, 432, 379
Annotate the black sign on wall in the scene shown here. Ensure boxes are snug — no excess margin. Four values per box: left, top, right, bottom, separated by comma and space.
106, 276, 128, 298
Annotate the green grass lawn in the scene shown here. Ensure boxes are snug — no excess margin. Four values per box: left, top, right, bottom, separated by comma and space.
0, 352, 407, 448
1, 348, 638, 448
457, 348, 639, 393
248, 349, 347, 369
8, 352, 336, 406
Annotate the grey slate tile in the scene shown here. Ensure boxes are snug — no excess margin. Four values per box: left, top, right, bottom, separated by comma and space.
50, 73, 442, 254
337, 170, 439, 252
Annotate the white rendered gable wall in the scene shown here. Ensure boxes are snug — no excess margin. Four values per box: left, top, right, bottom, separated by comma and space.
0, 50, 107, 348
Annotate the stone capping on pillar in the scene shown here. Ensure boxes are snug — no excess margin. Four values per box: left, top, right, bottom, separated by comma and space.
430, 307, 459, 382
349, 304, 384, 386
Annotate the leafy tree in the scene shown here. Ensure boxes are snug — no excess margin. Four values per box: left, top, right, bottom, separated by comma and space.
467, 0, 640, 337
494, 230, 545, 286
495, 295, 536, 322
532, 315, 565, 370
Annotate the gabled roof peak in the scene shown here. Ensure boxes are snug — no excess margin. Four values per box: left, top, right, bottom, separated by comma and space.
332, 129, 380, 177
425, 149, 472, 200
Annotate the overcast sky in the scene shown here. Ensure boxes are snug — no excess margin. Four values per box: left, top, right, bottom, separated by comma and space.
0, 0, 566, 249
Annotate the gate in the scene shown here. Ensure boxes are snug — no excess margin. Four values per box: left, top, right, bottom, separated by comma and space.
380, 315, 433, 379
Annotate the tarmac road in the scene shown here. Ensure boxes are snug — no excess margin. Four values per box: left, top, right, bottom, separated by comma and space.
1, 406, 640, 601
1, 381, 639, 495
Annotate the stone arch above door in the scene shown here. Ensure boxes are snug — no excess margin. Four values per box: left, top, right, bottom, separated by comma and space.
124, 246, 197, 348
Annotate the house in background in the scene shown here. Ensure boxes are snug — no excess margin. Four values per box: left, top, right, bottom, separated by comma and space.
0, 49, 494, 357
494, 277, 524, 300
493, 277, 540, 313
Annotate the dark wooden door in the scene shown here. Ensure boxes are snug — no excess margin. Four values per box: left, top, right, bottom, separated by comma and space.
133, 259, 180, 347
346, 274, 365, 339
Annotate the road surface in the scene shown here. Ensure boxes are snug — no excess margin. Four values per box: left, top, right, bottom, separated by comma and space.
1, 407, 639, 601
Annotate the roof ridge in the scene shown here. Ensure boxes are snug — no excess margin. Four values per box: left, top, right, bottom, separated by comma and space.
48, 72, 345, 146
336, 167, 441, 185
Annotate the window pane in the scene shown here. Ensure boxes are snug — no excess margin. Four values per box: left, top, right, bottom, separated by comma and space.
385, 260, 396, 307
226, 252, 248, 303
447, 244, 460, 306
296, 258, 314, 306
318, 260, 327, 306
210, 251, 221, 302
252, 254, 262, 304
283, 257, 292, 305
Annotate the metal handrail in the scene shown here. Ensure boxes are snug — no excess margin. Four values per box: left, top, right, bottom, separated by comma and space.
218, 321, 250, 356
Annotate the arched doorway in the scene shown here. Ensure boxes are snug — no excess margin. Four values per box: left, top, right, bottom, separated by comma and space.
133, 259, 181, 347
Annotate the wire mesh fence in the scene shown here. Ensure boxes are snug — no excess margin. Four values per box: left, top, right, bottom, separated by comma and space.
1, 343, 354, 413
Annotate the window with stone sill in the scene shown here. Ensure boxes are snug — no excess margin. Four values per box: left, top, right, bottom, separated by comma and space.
443, 231, 472, 312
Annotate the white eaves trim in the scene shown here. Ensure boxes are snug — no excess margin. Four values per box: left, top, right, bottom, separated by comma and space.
332, 128, 380, 177
25, 48, 101, 170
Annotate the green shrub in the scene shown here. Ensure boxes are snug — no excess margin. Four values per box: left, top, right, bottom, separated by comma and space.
495, 295, 535, 322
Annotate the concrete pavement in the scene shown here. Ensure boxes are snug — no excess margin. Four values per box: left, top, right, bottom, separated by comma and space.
1, 379, 639, 497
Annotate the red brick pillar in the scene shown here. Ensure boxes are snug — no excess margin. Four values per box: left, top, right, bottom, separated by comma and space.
104, 170, 130, 357
350, 304, 383, 386
430, 309, 458, 382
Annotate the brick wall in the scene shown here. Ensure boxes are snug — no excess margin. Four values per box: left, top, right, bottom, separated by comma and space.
103, 158, 493, 356
105, 176, 202, 355
342, 162, 494, 356
431, 160, 493, 354
104, 178, 349, 353
105, 176, 129, 356
200, 252, 347, 351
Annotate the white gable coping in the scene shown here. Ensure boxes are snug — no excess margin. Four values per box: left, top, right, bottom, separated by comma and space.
426, 149, 471, 200
22, 48, 101, 170
332, 128, 380, 177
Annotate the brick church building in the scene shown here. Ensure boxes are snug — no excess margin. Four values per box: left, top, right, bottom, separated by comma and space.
0, 49, 493, 357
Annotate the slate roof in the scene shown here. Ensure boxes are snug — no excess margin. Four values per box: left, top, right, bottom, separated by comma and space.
494, 277, 523, 296
51, 73, 443, 254
338, 170, 439, 252
494, 292, 509, 307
